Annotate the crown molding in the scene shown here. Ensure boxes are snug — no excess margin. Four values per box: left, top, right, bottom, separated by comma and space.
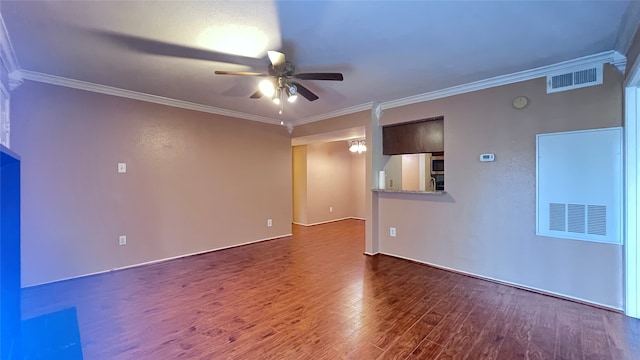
8, 71, 23, 90
381, 50, 626, 111
612, 51, 627, 73
0, 13, 19, 73
19, 68, 371, 127
0, 13, 22, 90
15, 50, 626, 127
20, 70, 281, 125
294, 102, 374, 126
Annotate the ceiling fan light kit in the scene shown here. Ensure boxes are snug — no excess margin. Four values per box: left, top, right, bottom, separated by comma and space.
214, 50, 343, 114
273, 87, 282, 105
349, 140, 367, 154
259, 79, 275, 97
286, 84, 298, 103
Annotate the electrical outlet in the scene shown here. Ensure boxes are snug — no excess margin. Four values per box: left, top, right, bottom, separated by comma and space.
119, 235, 127, 245
267, 219, 272, 227
118, 163, 127, 173
329, 206, 333, 213
390, 179, 394, 188
390, 227, 396, 237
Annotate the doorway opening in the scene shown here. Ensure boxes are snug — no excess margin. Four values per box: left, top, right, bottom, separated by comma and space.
291, 127, 367, 228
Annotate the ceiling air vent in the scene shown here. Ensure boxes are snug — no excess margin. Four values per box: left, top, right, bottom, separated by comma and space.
546, 64, 603, 93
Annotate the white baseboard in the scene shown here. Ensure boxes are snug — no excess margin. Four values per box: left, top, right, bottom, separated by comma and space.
364, 251, 379, 256
380, 251, 622, 312
293, 217, 365, 227
24, 233, 293, 288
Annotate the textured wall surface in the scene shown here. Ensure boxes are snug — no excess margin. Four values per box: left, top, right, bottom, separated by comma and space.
12, 82, 292, 287
378, 65, 623, 308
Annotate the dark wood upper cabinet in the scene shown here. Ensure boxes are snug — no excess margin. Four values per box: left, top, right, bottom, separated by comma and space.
382, 117, 444, 155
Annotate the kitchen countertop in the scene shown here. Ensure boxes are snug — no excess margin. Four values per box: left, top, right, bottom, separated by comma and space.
371, 189, 447, 195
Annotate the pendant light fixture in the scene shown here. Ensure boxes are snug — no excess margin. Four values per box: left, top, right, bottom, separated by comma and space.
349, 139, 366, 154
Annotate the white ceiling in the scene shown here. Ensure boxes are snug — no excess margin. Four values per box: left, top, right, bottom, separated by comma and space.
1, 1, 634, 126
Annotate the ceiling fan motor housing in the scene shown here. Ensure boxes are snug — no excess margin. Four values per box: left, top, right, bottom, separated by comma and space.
269, 62, 296, 77
215, 50, 342, 103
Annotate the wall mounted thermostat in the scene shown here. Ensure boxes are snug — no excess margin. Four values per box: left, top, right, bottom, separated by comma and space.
480, 153, 495, 162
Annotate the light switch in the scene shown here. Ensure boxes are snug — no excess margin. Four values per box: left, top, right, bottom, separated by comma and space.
118, 163, 127, 173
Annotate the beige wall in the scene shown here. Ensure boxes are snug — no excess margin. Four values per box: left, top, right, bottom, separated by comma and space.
350, 151, 366, 219
378, 65, 623, 308
306, 141, 353, 223
293, 111, 369, 137
11, 81, 292, 287
292, 146, 308, 224
292, 140, 366, 225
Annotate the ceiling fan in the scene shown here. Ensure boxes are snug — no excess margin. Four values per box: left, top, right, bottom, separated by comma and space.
214, 51, 343, 113
88, 30, 342, 115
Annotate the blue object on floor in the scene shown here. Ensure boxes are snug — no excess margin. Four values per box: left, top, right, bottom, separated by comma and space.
1, 145, 21, 360
21, 307, 83, 359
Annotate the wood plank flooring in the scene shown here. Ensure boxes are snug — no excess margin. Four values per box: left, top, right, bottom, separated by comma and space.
22, 219, 640, 359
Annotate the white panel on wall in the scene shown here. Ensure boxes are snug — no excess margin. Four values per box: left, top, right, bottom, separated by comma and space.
536, 127, 622, 244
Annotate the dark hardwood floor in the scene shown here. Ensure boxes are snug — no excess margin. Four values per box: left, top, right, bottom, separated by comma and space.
22, 219, 640, 359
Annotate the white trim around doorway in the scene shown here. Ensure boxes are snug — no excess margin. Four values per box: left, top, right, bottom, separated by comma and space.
624, 59, 640, 319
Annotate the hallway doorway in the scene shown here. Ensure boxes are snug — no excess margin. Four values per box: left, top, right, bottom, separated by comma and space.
291, 127, 367, 228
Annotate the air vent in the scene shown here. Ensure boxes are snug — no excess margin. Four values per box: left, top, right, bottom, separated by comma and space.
549, 203, 566, 231
546, 202, 607, 237
537, 127, 621, 244
567, 204, 585, 233
546, 64, 603, 93
587, 205, 606, 236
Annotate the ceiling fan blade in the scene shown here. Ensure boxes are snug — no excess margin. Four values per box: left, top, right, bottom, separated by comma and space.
267, 50, 286, 70
294, 73, 344, 81
91, 30, 267, 68
214, 71, 269, 77
249, 90, 263, 99
291, 82, 319, 102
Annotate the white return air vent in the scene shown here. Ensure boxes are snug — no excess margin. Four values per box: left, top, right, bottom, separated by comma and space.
536, 127, 621, 244
546, 64, 603, 93
548, 203, 607, 236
